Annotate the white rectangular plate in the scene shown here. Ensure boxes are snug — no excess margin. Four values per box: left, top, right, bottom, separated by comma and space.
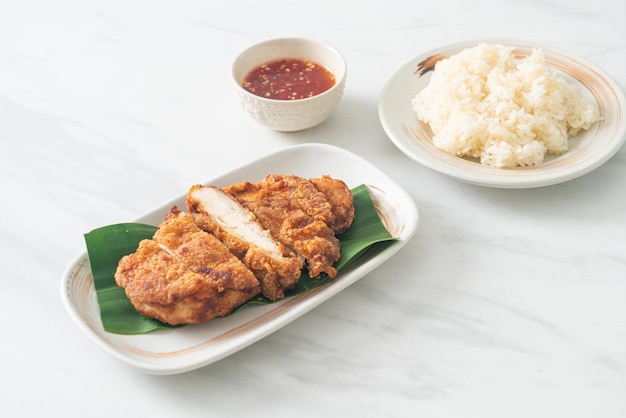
61, 143, 419, 375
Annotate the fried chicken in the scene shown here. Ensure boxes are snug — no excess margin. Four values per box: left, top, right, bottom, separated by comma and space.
223, 174, 348, 279
114, 173, 355, 324
187, 185, 303, 301
310, 175, 355, 234
114, 206, 261, 325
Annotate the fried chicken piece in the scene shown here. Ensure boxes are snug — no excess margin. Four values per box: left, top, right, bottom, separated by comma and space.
223, 174, 342, 279
114, 206, 260, 325
187, 185, 303, 301
310, 175, 355, 234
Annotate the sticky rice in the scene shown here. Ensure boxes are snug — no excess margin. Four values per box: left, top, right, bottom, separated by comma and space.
412, 43, 600, 167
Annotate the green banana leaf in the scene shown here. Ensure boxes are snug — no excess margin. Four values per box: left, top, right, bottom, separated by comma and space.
84, 184, 395, 335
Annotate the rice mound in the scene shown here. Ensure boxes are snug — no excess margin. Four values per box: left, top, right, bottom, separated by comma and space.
412, 43, 600, 167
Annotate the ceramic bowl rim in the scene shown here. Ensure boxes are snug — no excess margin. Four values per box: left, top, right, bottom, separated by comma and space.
231, 37, 347, 104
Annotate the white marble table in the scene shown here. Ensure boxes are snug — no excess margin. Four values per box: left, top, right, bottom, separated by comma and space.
2, 0, 625, 416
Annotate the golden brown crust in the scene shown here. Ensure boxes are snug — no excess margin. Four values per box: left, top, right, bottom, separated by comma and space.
186, 185, 304, 301
114, 206, 260, 325
224, 174, 343, 278
242, 246, 303, 301
114, 174, 356, 324
310, 175, 355, 234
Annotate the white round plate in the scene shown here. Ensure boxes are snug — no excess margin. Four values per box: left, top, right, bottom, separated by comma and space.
378, 40, 626, 188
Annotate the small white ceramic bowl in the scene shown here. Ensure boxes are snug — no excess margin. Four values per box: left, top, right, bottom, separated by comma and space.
232, 38, 347, 132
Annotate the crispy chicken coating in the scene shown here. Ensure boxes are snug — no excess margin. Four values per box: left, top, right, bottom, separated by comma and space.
114, 206, 260, 325
223, 174, 347, 279
187, 185, 303, 301
114, 173, 355, 324
310, 175, 355, 234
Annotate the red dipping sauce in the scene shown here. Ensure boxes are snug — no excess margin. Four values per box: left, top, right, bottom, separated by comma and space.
242, 59, 336, 100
